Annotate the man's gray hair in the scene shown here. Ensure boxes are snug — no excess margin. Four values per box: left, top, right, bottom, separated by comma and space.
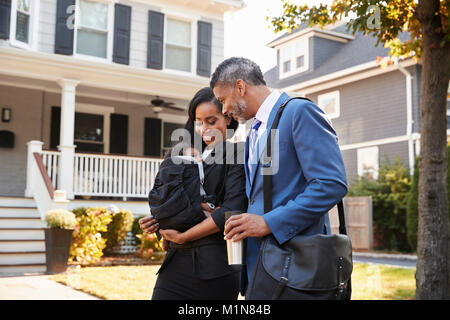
210, 57, 266, 88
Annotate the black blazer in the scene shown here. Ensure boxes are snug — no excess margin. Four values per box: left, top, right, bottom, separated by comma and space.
157, 141, 248, 280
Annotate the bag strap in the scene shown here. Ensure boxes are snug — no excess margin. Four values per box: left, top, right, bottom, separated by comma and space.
262, 97, 347, 235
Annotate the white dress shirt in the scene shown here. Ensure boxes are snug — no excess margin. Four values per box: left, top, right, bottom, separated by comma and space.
248, 90, 281, 174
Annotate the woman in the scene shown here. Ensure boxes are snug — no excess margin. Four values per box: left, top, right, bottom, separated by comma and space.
139, 87, 247, 300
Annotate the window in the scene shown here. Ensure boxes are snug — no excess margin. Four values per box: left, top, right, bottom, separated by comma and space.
318, 90, 340, 119
75, 0, 112, 60
74, 112, 104, 153
357, 146, 379, 180
162, 121, 185, 154
165, 18, 192, 72
10, 0, 38, 48
279, 37, 309, 79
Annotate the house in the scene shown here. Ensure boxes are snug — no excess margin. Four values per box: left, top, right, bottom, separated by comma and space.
264, 21, 450, 184
0, 0, 244, 275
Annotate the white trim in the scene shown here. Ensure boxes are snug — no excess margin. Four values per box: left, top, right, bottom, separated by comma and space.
318, 90, 340, 119
339, 135, 409, 151
0, 46, 209, 100
163, 13, 197, 75
281, 57, 417, 94
278, 36, 309, 80
156, 113, 188, 124
268, 27, 354, 49
75, 103, 114, 154
357, 146, 379, 180
9, 0, 40, 51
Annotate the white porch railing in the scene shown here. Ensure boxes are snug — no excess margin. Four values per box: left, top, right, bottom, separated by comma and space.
40, 150, 163, 199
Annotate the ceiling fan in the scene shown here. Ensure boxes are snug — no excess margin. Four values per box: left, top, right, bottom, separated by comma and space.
150, 96, 185, 113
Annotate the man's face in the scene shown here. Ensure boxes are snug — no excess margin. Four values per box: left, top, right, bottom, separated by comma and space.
213, 83, 253, 122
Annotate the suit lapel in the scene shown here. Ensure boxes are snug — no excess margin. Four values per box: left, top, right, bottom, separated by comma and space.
248, 92, 289, 196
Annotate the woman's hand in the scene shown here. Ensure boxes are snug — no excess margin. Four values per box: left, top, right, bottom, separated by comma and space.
162, 238, 169, 251
139, 216, 159, 234
200, 202, 220, 218
159, 229, 186, 244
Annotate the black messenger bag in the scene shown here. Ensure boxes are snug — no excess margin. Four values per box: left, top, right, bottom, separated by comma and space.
246, 97, 353, 300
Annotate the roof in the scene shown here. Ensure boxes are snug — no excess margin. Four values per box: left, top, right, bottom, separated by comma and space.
264, 23, 412, 89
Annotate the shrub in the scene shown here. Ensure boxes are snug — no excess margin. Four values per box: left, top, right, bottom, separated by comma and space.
132, 215, 146, 245
103, 209, 134, 252
45, 209, 77, 229
135, 232, 164, 261
406, 145, 450, 252
348, 156, 411, 252
69, 207, 112, 264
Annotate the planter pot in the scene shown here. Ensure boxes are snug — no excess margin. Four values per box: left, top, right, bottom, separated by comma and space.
44, 228, 74, 274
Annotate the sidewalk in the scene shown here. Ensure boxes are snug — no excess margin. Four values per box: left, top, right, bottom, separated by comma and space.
0, 274, 99, 300
353, 251, 417, 269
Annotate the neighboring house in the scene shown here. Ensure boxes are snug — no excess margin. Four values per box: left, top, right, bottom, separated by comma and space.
265, 21, 450, 184
0, 0, 243, 275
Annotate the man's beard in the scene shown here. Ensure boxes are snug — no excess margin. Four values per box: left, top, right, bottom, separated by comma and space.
230, 101, 247, 123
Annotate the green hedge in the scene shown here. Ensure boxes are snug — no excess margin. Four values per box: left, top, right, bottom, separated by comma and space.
406, 146, 450, 252
348, 156, 411, 252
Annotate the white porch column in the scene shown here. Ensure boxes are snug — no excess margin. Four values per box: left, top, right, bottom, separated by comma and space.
57, 79, 80, 200
25, 140, 44, 197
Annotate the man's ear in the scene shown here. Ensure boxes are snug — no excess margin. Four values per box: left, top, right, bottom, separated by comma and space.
235, 79, 246, 97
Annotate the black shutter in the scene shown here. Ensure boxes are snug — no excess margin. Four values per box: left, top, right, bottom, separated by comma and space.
113, 4, 131, 65
147, 10, 164, 69
144, 118, 162, 157
197, 21, 212, 77
0, 0, 11, 40
109, 113, 128, 154
50, 106, 61, 150
55, 0, 75, 55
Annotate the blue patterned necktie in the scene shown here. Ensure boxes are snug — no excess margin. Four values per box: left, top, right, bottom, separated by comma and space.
248, 119, 262, 178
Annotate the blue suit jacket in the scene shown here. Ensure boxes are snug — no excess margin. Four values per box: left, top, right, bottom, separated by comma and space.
244, 92, 348, 283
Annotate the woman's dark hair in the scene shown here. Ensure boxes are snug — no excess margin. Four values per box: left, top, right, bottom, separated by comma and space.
188, 87, 239, 134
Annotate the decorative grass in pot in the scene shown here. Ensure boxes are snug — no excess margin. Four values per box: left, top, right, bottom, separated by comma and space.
44, 209, 77, 274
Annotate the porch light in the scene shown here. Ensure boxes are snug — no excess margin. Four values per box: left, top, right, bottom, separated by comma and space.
2, 107, 11, 122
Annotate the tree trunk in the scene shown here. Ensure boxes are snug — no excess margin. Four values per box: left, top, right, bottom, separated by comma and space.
416, 0, 450, 300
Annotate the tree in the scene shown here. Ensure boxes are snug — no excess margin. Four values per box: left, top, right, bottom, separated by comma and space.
269, 0, 450, 299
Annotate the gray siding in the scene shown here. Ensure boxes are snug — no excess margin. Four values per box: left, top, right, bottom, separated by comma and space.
306, 69, 408, 146
310, 36, 345, 70
341, 141, 410, 186
38, 0, 57, 53
0, 85, 44, 196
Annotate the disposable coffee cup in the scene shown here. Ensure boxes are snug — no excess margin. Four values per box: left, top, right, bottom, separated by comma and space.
225, 210, 245, 265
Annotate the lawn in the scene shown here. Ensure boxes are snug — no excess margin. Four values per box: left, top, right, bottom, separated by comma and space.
51, 263, 416, 300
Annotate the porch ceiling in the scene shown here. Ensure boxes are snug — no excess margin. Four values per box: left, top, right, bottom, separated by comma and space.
0, 46, 209, 101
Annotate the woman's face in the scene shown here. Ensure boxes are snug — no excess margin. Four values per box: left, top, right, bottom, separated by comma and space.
194, 101, 230, 146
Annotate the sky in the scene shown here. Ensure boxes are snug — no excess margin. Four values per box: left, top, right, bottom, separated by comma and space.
224, 0, 333, 73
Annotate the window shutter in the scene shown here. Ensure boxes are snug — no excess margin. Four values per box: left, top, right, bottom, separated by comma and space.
144, 118, 162, 157
197, 21, 212, 77
113, 4, 131, 65
50, 106, 61, 150
0, 0, 11, 39
147, 10, 164, 69
109, 113, 128, 154
54, 0, 75, 55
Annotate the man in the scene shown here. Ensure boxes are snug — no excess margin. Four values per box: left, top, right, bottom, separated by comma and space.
210, 57, 348, 296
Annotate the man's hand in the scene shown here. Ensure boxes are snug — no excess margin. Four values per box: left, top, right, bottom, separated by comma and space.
224, 213, 271, 242
200, 202, 219, 218
139, 216, 159, 234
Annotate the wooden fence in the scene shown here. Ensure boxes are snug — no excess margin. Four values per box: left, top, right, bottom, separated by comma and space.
329, 196, 373, 251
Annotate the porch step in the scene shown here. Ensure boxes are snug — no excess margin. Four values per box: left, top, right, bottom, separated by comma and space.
0, 217, 45, 229
0, 207, 40, 218
0, 240, 46, 252
0, 229, 45, 241
0, 197, 35, 208
0, 252, 46, 265
0, 264, 47, 276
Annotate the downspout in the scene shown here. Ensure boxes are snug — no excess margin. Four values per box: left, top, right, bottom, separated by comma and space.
395, 59, 415, 176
